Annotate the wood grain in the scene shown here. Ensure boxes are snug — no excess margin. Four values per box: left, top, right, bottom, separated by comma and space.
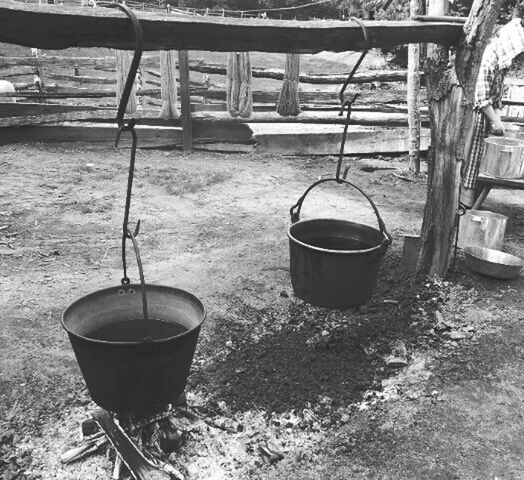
0, 1, 463, 53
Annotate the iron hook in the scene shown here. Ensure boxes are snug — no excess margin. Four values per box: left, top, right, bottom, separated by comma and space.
103, 3, 144, 129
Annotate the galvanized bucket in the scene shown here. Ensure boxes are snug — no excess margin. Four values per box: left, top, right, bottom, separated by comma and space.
62, 284, 205, 414
288, 178, 392, 308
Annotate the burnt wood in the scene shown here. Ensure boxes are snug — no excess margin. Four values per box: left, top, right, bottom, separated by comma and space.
0, 1, 463, 53
91, 409, 171, 480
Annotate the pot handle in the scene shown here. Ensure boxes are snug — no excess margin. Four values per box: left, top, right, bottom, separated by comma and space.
290, 178, 392, 247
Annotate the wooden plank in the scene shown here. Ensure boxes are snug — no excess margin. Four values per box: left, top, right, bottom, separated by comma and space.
0, 102, 106, 118
0, 110, 116, 127
201, 88, 421, 105
178, 50, 193, 152
1, 55, 422, 86
0, 55, 160, 71
47, 72, 115, 85
0, 2, 463, 53
253, 125, 431, 155
170, 63, 425, 85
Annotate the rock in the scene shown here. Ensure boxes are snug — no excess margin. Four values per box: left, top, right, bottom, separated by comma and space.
279, 290, 289, 298
449, 330, 468, 340
390, 340, 408, 358
434, 311, 453, 332
340, 413, 350, 424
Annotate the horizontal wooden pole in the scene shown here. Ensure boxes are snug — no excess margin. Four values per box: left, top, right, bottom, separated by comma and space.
151, 64, 424, 85
412, 15, 468, 23
47, 72, 115, 85
0, 2, 463, 52
2, 54, 423, 85
0, 55, 174, 71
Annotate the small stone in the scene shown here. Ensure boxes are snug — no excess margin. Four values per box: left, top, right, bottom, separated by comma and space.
321, 330, 330, 337
450, 330, 468, 340
340, 413, 350, 424
279, 290, 289, 298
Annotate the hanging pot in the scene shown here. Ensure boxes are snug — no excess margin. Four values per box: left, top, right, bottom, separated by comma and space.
62, 284, 205, 414
288, 178, 392, 309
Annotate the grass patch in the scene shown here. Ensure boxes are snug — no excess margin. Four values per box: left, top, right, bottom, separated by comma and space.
148, 168, 232, 196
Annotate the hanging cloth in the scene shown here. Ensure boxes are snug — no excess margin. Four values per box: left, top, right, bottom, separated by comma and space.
226, 52, 253, 118
159, 50, 179, 119
277, 53, 301, 116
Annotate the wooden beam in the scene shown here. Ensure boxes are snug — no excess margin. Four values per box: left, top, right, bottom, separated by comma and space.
1, 55, 423, 86
0, 2, 463, 53
0, 55, 160, 71
178, 50, 193, 152
47, 72, 115, 85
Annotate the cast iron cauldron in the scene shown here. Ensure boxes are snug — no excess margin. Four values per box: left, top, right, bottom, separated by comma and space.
288, 178, 392, 309
62, 284, 205, 414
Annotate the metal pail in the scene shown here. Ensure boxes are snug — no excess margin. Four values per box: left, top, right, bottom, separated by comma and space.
288, 178, 392, 309
62, 284, 205, 414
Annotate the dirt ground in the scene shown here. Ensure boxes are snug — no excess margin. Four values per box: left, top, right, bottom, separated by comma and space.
1, 142, 524, 479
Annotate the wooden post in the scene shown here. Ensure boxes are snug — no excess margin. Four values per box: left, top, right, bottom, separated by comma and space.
407, 0, 421, 173
178, 50, 192, 152
115, 49, 136, 114
159, 50, 179, 119
417, 0, 502, 276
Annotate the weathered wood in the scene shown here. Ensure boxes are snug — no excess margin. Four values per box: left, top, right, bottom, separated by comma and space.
408, 0, 422, 173
0, 2, 463, 53
202, 88, 424, 105
178, 50, 192, 151
115, 50, 136, 114
0, 102, 105, 118
190, 111, 429, 126
0, 110, 115, 127
91, 410, 172, 480
159, 51, 179, 120
412, 15, 467, 23
178, 63, 424, 85
47, 72, 115, 85
0, 86, 160, 99
0, 55, 160, 71
417, 0, 501, 276
0, 55, 424, 85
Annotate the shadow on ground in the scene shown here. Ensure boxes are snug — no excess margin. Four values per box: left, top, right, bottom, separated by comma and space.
191, 256, 437, 413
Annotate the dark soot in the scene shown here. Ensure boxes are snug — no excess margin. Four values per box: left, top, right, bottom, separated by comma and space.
303, 236, 373, 251
87, 319, 187, 342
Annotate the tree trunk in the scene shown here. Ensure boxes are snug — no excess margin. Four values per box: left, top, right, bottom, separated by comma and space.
417, 0, 502, 276
407, 0, 421, 173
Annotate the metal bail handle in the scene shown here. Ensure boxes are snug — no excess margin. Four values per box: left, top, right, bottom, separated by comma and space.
124, 227, 149, 322
290, 178, 393, 248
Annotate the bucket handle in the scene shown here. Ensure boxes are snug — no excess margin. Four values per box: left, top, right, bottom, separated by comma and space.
290, 178, 392, 248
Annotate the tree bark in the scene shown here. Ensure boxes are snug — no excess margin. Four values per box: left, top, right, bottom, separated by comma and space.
407, 0, 422, 173
417, 0, 502, 276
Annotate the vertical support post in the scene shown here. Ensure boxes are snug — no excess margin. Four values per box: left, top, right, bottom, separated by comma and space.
115, 50, 137, 114
178, 50, 193, 152
407, 0, 421, 173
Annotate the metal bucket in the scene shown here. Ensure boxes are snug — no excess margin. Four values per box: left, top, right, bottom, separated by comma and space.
62, 284, 205, 414
480, 137, 524, 178
458, 209, 507, 250
288, 178, 392, 309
